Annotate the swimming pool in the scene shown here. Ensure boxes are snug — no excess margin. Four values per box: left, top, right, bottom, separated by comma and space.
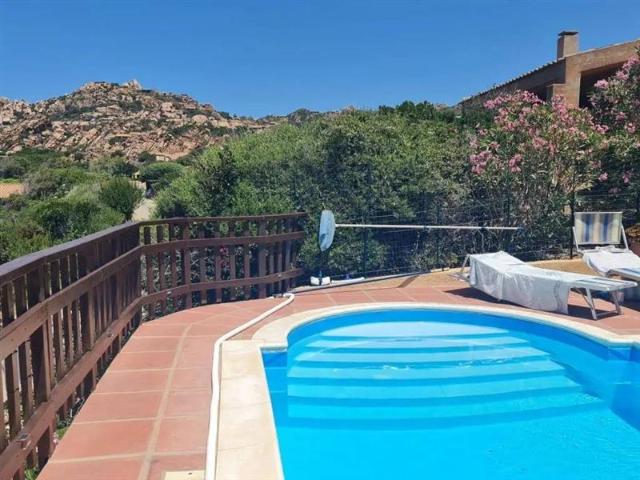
262, 308, 640, 480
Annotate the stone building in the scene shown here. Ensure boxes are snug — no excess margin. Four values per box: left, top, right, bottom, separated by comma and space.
461, 31, 640, 108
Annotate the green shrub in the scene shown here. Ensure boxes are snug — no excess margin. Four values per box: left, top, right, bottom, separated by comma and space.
25, 197, 123, 243
175, 149, 203, 166
155, 150, 238, 217
154, 172, 203, 217
157, 108, 469, 273
93, 156, 137, 177
0, 158, 26, 179
1, 148, 73, 180
25, 166, 91, 199
139, 162, 185, 191
0, 216, 50, 264
138, 151, 156, 163
99, 177, 143, 220
0, 156, 141, 263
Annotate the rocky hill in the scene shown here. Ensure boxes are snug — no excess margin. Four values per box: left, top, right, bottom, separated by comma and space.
0, 80, 280, 161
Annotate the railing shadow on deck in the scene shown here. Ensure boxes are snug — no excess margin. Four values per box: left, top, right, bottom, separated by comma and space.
0, 212, 306, 480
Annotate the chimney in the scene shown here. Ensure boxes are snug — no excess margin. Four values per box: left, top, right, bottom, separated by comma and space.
557, 31, 579, 59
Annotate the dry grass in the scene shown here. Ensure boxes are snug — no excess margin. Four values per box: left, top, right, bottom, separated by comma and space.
0, 182, 24, 198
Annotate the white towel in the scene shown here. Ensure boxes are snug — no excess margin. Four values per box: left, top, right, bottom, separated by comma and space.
469, 251, 579, 314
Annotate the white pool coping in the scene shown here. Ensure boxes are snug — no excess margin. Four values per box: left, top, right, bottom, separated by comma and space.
215, 302, 640, 479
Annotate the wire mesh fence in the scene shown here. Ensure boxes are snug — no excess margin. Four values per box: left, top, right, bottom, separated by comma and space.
315, 192, 640, 281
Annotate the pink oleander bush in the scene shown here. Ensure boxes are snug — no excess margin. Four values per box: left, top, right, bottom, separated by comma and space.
469, 90, 606, 225
590, 52, 640, 194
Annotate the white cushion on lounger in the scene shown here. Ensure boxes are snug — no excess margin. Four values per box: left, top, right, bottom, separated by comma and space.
582, 246, 640, 276
469, 251, 577, 314
468, 251, 635, 315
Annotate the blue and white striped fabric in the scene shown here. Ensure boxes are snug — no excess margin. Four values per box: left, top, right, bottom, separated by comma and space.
574, 212, 623, 247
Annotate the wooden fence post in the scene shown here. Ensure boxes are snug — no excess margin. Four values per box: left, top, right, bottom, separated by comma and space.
182, 223, 192, 308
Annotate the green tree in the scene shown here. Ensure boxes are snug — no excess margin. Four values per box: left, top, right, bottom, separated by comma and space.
99, 177, 143, 220
0, 215, 50, 263
26, 197, 124, 241
155, 149, 238, 217
157, 108, 469, 274
0, 158, 26, 179
25, 166, 91, 199
138, 151, 156, 163
93, 156, 137, 177
138, 162, 185, 192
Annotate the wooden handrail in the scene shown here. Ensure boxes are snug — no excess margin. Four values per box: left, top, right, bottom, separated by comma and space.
0, 222, 138, 285
0, 212, 307, 480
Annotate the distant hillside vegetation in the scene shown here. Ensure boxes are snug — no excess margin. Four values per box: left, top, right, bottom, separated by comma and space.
0, 81, 285, 161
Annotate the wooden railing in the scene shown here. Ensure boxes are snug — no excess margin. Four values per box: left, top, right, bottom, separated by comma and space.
0, 212, 306, 480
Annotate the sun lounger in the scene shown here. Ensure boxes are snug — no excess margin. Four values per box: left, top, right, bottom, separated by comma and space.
455, 251, 636, 320
574, 211, 640, 298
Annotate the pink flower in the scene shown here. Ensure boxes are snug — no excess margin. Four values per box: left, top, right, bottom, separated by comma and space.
595, 124, 609, 134
623, 171, 632, 184
622, 56, 640, 71
508, 154, 523, 173
598, 172, 608, 182
551, 96, 570, 115
594, 79, 609, 89
615, 70, 629, 81
532, 136, 547, 150
471, 164, 485, 174
508, 154, 522, 165
625, 122, 636, 134
469, 149, 495, 174
616, 111, 627, 122
484, 98, 499, 109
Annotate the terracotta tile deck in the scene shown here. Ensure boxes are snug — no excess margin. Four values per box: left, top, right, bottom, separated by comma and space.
39, 269, 640, 480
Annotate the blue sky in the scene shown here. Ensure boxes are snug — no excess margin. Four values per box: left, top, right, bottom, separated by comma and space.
1, 0, 639, 117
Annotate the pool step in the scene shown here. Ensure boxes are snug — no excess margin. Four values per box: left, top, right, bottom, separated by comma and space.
286, 374, 581, 401
277, 390, 605, 425
317, 321, 509, 340
292, 345, 550, 366
286, 358, 566, 384
303, 335, 530, 353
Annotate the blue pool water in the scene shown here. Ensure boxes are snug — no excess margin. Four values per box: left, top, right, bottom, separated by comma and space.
262, 308, 640, 480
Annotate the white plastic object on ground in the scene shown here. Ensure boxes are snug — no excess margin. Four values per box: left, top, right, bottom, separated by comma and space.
310, 276, 331, 286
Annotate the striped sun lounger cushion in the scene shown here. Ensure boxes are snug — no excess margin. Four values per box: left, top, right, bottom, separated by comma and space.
574, 212, 623, 246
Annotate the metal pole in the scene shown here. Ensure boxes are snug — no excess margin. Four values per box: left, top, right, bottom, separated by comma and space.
336, 223, 520, 231
569, 192, 576, 259
505, 193, 512, 252
436, 200, 442, 270
361, 162, 373, 277
362, 224, 368, 276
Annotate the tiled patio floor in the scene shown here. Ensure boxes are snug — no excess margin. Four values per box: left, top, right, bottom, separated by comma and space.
39, 269, 640, 480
